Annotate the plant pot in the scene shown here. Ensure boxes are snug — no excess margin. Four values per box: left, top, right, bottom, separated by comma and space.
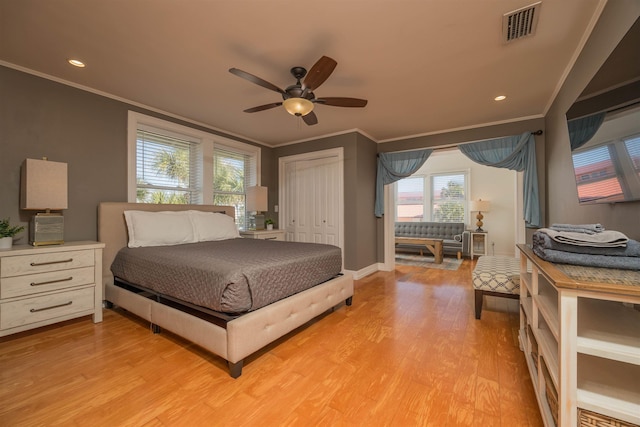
0, 236, 12, 250
266, 224, 273, 230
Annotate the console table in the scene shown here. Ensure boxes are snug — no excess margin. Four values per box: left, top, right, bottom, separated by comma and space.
517, 244, 640, 427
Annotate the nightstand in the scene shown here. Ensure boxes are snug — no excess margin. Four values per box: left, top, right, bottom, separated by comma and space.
0, 241, 105, 337
470, 232, 488, 260
240, 229, 286, 241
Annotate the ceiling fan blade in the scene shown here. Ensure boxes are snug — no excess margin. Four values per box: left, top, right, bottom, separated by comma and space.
302, 111, 318, 126
243, 102, 283, 113
229, 68, 286, 95
302, 56, 337, 92
315, 97, 368, 108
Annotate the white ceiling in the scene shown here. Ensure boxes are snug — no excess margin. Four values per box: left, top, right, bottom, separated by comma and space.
0, 0, 605, 147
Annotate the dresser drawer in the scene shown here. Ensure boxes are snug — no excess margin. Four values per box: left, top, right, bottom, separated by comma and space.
256, 232, 285, 241
0, 286, 95, 330
0, 266, 95, 299
0, 250, 94, 278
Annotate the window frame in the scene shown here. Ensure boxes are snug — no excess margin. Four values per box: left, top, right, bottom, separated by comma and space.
394, 169, 470, 223
127, 111, 261, 217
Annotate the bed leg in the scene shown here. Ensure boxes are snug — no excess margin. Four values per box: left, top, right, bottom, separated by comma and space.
346, 296, 353, 306
229, 360, 243, 378
151, 323, 161, 334
474, 290, 483, 319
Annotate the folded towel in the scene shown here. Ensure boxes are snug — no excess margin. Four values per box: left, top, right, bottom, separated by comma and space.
550, 223, 604, 235
533, 245, 640, 271
539, 228, 628, 248
533, 231, 640, 257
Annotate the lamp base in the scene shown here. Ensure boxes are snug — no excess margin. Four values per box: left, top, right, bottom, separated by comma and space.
248, 213, 265, 231
475, 212, 484, 233
30, 213, 64, 246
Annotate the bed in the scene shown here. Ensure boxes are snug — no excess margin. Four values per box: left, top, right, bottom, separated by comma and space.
98, 202, 354, 378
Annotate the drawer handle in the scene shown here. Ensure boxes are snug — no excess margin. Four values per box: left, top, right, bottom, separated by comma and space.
31, 277, 73, 286
30, 301, 73, 313
30, 258, 73, 267
265, 237, 278, 240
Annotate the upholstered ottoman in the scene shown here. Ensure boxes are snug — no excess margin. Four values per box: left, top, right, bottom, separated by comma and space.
473, 255, 520, 319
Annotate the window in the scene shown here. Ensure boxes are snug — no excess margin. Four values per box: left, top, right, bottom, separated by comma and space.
396, 176, 425, 221
431, 173, 466, 222
572, 133, 640, 203
213, 146, 257, 229
395, 170, 469, 223
135, 126, 202, 204
128, 112, 260, 229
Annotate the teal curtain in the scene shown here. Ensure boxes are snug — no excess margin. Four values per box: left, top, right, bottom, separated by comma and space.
567, 112, 606, 151
375, 149, 433, 217
459, 132, 542, 228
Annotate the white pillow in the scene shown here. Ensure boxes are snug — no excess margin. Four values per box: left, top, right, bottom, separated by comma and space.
189, 210, 239, 242
124, 210, 197, 248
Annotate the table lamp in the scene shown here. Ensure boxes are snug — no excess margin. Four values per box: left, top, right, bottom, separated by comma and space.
20, 158, 68, 246
246, 186, 268, 230
469, 199, 490, 232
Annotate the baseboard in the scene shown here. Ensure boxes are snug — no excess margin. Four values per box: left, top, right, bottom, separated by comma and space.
345, 263, 379, 280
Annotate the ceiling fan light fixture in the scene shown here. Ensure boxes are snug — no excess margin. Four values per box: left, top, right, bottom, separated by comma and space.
283, 97, 314, 116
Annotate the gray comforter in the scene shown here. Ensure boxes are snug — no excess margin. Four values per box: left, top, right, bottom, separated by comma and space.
110, 239, 342, 314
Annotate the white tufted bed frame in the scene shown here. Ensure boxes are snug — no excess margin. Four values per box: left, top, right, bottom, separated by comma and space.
98, 202, 354, 378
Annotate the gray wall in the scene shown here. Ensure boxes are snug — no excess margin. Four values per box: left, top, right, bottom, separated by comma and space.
545, 3, 640, 240
0, 65, 269, 243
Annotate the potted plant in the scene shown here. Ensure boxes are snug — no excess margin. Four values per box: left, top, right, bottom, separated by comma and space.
0, 218, 25, 249
265, 218, 274, 230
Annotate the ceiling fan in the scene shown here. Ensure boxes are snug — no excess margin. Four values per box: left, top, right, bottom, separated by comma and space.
229, 56, 367, 126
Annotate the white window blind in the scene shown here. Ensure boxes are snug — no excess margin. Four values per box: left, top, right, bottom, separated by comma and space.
213, 145, 257, 229
136, 126, 202, 204
625, 135, 640, 174
571, 144, 622, 202
431, 173, 466, 222
396, 176, 424, 221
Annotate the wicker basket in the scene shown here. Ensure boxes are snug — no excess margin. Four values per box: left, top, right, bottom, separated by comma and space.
540, 356, 558, 427
578, 408, 638, 427
527, 323, 539, 370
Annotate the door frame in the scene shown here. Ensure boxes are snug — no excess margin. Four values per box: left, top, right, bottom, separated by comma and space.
278, 147, 345, 262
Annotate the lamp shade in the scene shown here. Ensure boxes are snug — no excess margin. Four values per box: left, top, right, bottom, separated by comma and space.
283, 98, 314, 116
469, 199, 490, 212
20, 158, 68, 210
246, 186, 268, 212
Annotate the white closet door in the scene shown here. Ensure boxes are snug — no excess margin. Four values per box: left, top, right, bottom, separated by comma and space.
282, 155, 341, 246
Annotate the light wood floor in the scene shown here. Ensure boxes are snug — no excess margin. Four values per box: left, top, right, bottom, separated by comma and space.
0, 259, 543, 426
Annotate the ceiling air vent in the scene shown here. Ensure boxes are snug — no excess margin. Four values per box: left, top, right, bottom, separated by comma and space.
503, 2, 541, 43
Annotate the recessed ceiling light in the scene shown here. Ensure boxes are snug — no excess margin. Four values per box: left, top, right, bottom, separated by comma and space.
494, 95, 507, 101
68, 59, 86, 68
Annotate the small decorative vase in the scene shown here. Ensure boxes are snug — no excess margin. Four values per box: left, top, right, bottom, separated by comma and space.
0, 236, 12, 250
267, 224, 273, 230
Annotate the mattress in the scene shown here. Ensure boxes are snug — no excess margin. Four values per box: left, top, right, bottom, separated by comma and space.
110, 238, 342, 314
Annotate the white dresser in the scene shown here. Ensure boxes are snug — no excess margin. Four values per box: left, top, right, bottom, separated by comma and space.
517, 244, 640, 427
240, 229, 286, 241
0, 241, 105, 337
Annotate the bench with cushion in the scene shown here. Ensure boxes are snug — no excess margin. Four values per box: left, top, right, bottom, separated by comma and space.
395, 222, 470, 258
472, 255, 521, 319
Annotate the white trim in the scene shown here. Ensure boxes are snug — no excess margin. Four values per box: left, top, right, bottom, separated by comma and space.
127, 111, 261, 204
344, 263, 379, 280
383, 184, 396, 271
278, 147, 345, 266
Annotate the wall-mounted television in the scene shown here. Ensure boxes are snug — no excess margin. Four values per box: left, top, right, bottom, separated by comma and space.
571, 107, 640, 204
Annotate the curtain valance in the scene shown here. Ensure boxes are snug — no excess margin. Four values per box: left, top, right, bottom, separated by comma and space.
567, 112, 606, 151
374, 149, 433, 217
458, 132, 541, 228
